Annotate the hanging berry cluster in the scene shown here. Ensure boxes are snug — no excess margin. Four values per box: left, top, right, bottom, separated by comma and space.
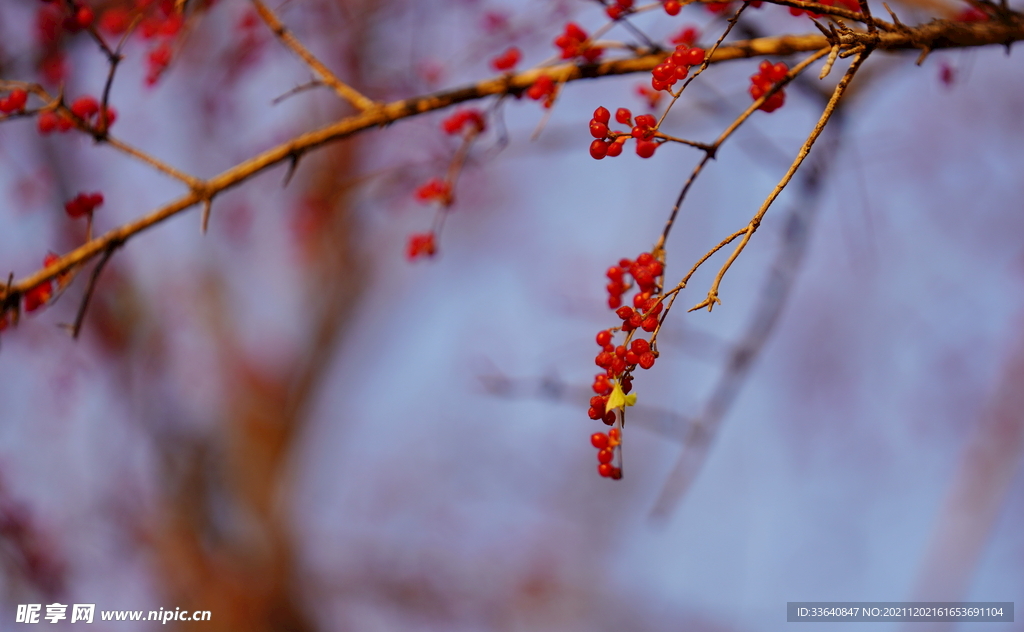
64, 192, 104, 219
591, 428, 623, 478
587, 251, 665, 480
554, 23, 602, 62
406, 108, 487, 260
651, 44, 706, 93
490, 47, 521, 72
589, 106, 663, 160
526, 75, 557, 108
749, 60, 789, 112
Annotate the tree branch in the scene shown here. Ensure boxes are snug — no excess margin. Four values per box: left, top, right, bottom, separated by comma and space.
2, 18, 1021, 305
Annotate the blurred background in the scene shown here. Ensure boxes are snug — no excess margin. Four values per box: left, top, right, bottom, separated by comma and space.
0, 0, 1021, 630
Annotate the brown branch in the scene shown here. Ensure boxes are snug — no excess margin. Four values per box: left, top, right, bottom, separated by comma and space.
69, 244, 118, 339
2, 18, 1022, 304
251, 0, 378, 112
655, 47, 831, 253
691, 49, 869, 312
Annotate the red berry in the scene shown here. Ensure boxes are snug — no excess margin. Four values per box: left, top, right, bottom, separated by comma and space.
37, 110, 58, 134
70, 95, 99, 120
607, 295, 622, 308
7, 89, 27, 112
664, 0, 682, 14
614, 345, 627, 359
615, 306, 634, 320
610, 467, 623, 479
598, 463, 614, 477
76, 5, 94, 28
615, 108, 632, 125
642, 316, 659, 332
406, 232, 437, 260
595, 352, 614, 368
636, 139, 657, 158
588, 406, 603, 420
625, 351, 639, 364
609, 428, 622, 444
589, 120, 609, 139
591, 432, 610, 449
590, 139, 609, 159
606, 137, 625, 157
638, 351, 656, 369
630, 338, 650, 355
593, 106, 610, 125
597, 448, 614, 464
596, 330, 612, 346
602, 411, 616, 425
490, 46, 521, 72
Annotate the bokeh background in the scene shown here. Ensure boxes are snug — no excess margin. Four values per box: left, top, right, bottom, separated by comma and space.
0, 0, 1022, 630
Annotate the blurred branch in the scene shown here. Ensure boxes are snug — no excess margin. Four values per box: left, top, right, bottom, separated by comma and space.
903, 319, 1024, 630
251, 0, 378, 111
2, 16, 1022, 310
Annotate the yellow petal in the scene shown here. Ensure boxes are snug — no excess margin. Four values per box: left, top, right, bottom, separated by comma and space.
605, 382, 638, 412
606, 382, 625, 412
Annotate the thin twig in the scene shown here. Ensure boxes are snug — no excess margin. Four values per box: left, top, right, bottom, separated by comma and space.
69, 244, 118, 339
251, 0, 378, 112
655, 47, 830, 252
691, 50, 870, 312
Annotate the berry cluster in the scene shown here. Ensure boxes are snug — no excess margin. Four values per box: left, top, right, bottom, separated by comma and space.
414, 178, 453, 206
22, 253, 61, 313
441, 109, 486, 136
406, 233, 437, 260
588, 107, 662, 160
749, 60, 789, 113
554, 23, 602, 62
37, 110, 74, 134
38, 95, 117, 135
670, 26, 700, 47
526, 75, 557, 108
590, 429, 623, 478
490, 46, 521, 72
37, 1, 94, 46
0, 90, 28, 115
635, 84, 663, 109
606, 0, 634, 20
92, 0, 186, 86
586, 250, 666, 479
64, 192, 104, 218
651, 44, 706, 92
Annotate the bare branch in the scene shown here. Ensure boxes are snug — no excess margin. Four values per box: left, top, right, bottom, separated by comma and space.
251, 0, 378, 112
